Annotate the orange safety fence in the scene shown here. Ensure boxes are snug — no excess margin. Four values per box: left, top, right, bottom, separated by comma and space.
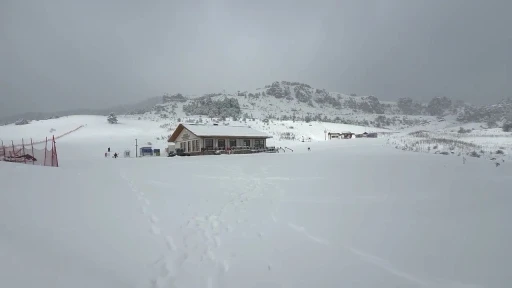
0, 125, 84, 167
1, 137, 59, 167
0, 137, 59, 167
8, 125, 84, 148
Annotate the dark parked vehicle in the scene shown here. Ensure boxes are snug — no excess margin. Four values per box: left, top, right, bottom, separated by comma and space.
175, 148, 191, 156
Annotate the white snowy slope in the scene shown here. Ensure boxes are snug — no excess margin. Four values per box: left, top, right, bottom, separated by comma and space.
1, 116, 511, 288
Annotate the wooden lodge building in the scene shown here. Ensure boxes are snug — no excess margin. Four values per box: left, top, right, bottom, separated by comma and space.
168, 123, 272, 155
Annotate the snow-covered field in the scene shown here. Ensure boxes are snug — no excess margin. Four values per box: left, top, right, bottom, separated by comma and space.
1, 116, 511, 288
386, 127, 512, 165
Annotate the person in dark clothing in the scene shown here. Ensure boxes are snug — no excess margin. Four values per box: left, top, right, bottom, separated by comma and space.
114, 153, 118, 158
108, 147, 111, 152
308, 147, 311, 151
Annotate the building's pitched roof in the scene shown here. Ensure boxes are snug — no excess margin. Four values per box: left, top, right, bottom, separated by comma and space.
168, 123, 272, 142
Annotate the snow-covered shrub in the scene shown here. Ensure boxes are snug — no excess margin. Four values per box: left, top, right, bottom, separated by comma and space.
458, 127, 471, 134
107, 113, 118, 124
279, 132, 296, 141
469, 151, 481, 158
15, 119, 30, 125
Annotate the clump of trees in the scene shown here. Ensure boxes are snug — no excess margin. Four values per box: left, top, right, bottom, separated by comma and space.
427, 96, 452, 116
343, 96, 384, 114
397, 97, 424, 115
314, 89, 342, 109
162, 93, 187, 103
266, 81, 286, 98
503, 113, 512, 132
294, 85, 313, 105
183, 97, 241, 119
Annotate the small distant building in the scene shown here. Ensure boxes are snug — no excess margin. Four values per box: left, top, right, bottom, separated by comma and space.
355, 132, 378, 138
167, 123, 272, 155
328, 132, 341, 139
328, 131, 354, 139
139, 147, 153, 156
340, 131, 354, 139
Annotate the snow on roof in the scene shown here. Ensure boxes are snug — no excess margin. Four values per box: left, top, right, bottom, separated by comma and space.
182, 123, 271, 138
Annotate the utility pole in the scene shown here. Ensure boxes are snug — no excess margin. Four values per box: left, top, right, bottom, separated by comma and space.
135, 139, 138, 158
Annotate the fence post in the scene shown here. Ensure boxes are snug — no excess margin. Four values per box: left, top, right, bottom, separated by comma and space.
22, 139, 26, 164
50, 138, 53, 167
31, 138, 35, 165
11, 141, 15, 157
44, 137, 48, 166
53, 136, 58, 167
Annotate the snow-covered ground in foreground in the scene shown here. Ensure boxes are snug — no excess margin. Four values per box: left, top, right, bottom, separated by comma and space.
1, 116, 511, 288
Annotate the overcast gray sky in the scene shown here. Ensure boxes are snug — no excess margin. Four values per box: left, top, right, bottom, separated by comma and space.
1, 0, 511, 117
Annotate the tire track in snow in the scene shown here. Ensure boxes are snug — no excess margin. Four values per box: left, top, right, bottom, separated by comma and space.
284, 219, 428, 286
257, 165, 429, 287
287, 223, 329, 245
344, 246, 429, 287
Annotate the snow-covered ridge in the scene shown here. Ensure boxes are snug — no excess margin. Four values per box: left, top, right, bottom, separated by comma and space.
139, 81, 512, 132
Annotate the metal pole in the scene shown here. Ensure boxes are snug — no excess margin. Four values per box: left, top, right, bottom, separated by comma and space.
135, 139, 138, 158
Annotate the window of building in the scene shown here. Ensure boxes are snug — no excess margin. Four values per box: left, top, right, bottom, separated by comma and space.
195, 140, 200, 151
243, 139, 251, 147
192, 140, 196, 152
205, 139, 213, 150
229, 139, 237, 148
255, 139, 264, 148
187, 141, 191, 152
218, 139, 226, 149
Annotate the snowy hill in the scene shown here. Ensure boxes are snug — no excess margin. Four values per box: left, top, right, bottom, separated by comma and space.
141, 81, 511, 133
1, 115, 511, 288
151, 81, 411, 129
